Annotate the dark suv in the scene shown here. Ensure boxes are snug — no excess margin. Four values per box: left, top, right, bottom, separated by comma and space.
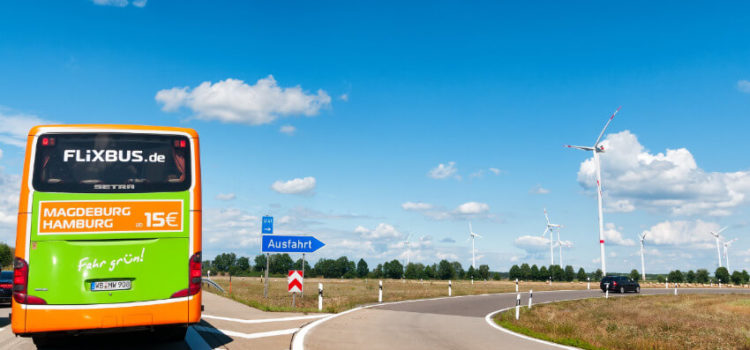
600, 276, 640, 293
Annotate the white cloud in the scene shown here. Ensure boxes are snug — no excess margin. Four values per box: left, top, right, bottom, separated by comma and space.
603, 223, 636, 246
738, 80, 750, 94
200, 208, 260, 256
436, 252, 459, 261
92, 0, 128, 6
0, 169, 20, 228
642, 220, 720, 247
92, 0, 146, 6
577, 130, 750, 216
279, 125, 296, 135
428, 162, 458, 180
355, 223, 401, 239
339, 93, 349, 101
401, 201, 433, 211
156, 76, 331, 126
215, 193, 236, 201
404, 201, 494, 221
455, 201, 489, 215
0, 109, 55, 147
271, 177, 316, 195
489, 168, 502, 175
529, 185, 550, 195
514, 235, 551, 251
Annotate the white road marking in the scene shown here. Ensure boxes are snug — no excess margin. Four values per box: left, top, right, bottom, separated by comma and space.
185, 326, 213, 350
202, 314, 329, 324
194, 325, 299, 340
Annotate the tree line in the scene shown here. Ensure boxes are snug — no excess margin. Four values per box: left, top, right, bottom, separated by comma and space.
205, 253, 500, 280
508, 263, 596, 282
651, 267, 750, 285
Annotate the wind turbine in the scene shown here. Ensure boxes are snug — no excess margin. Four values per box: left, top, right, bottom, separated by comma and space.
708, 227, 728, 268
565, 106, 621, 275
723, 238, 738, 272
402, 233, 412, 267
542, 209, 561, 266
468, 223, 482, 269
638, 232, 647, 281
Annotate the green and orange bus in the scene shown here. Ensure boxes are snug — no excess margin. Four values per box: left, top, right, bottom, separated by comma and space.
12, 125, 202, 344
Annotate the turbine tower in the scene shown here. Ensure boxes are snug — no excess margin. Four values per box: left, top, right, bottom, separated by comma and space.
542, 209, 561, 266
638, 232, 647, 281
468, 223, 482, 269
402, 233, 412, 266
723, 238, 738, 272
565, 106, 621, 276
708, 227, 727, 268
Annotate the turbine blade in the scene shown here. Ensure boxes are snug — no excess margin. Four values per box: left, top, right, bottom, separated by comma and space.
594, 106, 622, 146
716, 227, 728, 235
564, 145, 595, 151
469, 222, 473, 234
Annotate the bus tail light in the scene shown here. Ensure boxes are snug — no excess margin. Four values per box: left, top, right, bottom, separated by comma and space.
12, 257, 46, 305
171, 252, 202, 298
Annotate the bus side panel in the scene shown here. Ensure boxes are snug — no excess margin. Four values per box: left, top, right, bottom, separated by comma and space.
23, 299, 192, 333
189, 209, 201, 323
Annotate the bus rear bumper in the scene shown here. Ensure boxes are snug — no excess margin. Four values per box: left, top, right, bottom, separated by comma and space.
12, 293, 201, 335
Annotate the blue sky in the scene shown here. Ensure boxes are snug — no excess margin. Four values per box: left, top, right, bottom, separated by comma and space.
1, 1, 750, 274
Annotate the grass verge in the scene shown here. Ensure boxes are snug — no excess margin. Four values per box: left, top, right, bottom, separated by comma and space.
495, 294, 750, 350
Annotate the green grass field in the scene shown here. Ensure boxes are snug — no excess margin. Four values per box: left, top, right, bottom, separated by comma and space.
495, 294, 750, 350
205, 276, 593, 313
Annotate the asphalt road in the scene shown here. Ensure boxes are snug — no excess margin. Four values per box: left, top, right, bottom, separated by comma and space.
0, 286, 748, 349
300, 287, 750, 350
0, 291, 328, 350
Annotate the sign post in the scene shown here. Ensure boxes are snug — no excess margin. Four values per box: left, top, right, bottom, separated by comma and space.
262, 216, 273, 298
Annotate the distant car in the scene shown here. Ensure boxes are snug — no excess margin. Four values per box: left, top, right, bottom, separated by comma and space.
0, 271, 12, 305
600, 276, 640, 293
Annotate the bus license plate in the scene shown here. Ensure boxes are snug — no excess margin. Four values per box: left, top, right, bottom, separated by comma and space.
91, 280, 131, 291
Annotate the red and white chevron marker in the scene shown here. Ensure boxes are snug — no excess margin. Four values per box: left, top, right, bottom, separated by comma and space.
288, 270, 304, 293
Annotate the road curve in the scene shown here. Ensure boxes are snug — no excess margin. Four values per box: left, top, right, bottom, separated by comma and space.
297, 287, 750, 350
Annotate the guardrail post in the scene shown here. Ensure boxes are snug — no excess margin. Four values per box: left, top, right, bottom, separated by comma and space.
318, 283, 323, 311
449, 280, 452, 296
379, 280, 383, 303
528, 290, 533, 309
515, 293, 521, 320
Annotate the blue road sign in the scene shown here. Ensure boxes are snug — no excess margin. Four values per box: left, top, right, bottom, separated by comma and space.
262, 216, 273, 234
261, 235, 325, 253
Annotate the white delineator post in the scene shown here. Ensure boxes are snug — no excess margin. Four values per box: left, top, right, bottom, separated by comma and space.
318, 283, 323, 311
378, 280, 383, 303
528, 290, 533, 309
605, 283, 609, 299
471, 277, 474, 285
448, 280, 452, 297
515, 293, 521, 320
674, 286, 677, 296
665, 277, 668, 289
587, 277, 590, 290
515, 278, 519, 292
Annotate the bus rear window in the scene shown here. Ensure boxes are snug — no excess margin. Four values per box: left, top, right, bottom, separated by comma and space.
32, 133, 191, 193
